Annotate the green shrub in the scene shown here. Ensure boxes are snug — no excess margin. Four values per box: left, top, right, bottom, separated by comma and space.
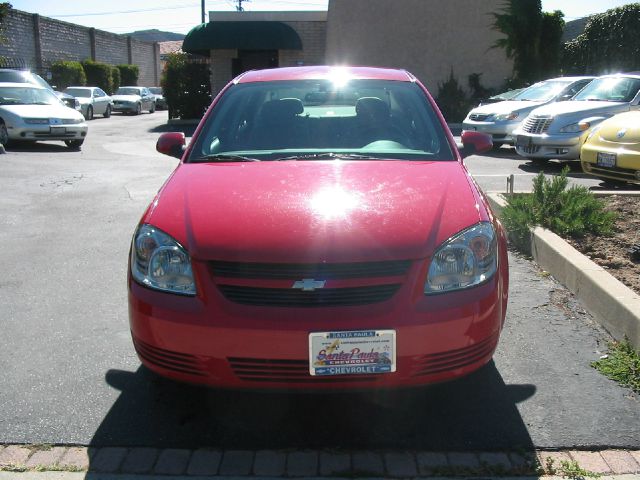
435, 69, 473, 123
50, 60, 86, 89
161, 53, 211, 120
81, 59, 113, 94
117, 64, 139, 86
111, 65, 121, 92
501, 167, 616, 251
591, 338, 640, 393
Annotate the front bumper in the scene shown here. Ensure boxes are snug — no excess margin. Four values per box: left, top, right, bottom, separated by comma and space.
128, 257, 508, 391
512, 130, 583, 160
581, 142, 640, 184
8, 123, 87, 141
113, 103, 137, 113
462, 120, 520, 144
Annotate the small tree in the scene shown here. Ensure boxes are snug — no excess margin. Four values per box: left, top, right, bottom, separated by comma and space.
161, 53, 211, 119
81, 59, 113, 93
117, 64, 139, 86
50, 60, 86, 89
435, 69, 471, 123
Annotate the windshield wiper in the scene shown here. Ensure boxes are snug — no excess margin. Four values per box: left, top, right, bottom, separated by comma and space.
191, 154, 260, 163
274, 153, 378, 161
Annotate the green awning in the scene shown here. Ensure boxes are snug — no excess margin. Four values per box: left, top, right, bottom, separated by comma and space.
182, 21, 303, 55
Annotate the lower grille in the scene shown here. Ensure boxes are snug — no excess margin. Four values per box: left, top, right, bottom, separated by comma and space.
410, 334, 498, 377
33, 132, 77, 138
218, 284, 400, 307
228, 357, 378, 383
589, 165, 639, 181
519, 145, 540, 155
133, 337, 207, 377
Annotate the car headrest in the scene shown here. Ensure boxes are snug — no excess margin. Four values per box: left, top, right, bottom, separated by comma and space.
259, 98, 304, 122
355, 97, 390, 122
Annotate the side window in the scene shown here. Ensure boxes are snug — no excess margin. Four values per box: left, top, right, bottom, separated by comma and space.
95, 89, 105, 97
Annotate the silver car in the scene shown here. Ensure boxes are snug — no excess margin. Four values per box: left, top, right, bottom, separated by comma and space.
463, 76, 594, 148
0, 82, 88, 149
111, 86, 156, 115
64, 86, 113, 120
513, 74, 640, 164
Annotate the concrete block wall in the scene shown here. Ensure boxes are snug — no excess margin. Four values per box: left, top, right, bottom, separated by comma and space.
0, 8, 160, 88
279, 21, 327, 67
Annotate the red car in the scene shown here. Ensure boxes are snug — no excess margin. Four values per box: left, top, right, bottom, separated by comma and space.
129, 66, 508, 390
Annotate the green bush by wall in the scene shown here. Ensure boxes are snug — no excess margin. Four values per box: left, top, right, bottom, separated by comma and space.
81, 59, 113, 94
117, 64, 139, 86
161, 53, 211, 120
51, 60, 86, 90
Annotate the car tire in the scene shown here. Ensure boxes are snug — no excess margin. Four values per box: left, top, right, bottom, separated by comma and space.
149, 102, 156, 114
85, 106, 93, 121
0, 121, 10, 147
104, 105, 111, 118
135, 103, 142, 115
65, 139, 84, 150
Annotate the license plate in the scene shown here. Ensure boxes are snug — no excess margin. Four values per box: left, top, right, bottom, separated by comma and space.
516, 135, 531, 148
50, 126, 66, 134
309, 330, 396, 376
597, 152, 616, 168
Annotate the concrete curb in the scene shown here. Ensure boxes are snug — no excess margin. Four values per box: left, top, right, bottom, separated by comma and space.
487, 192, 640, 347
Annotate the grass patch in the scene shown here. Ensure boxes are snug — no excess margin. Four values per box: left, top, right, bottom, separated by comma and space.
501, 167, 616, 252
591, 338, 640, 393
543, 457, 601, 479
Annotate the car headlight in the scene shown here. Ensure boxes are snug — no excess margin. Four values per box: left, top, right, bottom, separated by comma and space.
425, 222, 497, 294
560, 121, 590, 133
24, 118, 49, 124
130, 224, 196, 295
495, 112, 519, 121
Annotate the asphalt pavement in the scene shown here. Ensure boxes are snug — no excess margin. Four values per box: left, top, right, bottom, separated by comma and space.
0, 112, 638, 454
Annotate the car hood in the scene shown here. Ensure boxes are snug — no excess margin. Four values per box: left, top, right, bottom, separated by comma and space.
0, 104, 84, 120
529, 100, 629, 118
592, 111, 640, 144
144, 160, 483, 263
470, 100, 543, 116
76, 97, 92, 104
112, 95, 140, 102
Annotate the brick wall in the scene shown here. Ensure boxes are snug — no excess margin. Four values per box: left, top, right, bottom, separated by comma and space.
210, 49, 236, 95
279, 21, 326, 67
0, 9, 160, 87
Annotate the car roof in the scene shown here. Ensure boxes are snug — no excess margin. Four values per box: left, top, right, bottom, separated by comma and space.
66, 86, 93, 89
0, 82, 45, 89
235, 66, 415, 84
541, 76, 595, 82
597, 73, 640, 79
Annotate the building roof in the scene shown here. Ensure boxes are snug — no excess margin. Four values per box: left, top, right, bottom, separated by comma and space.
236, 66, 415, 83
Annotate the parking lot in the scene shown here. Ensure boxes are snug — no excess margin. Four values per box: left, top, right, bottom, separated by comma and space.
0, 111, 638, 452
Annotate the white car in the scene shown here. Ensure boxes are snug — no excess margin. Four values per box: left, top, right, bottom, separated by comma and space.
111, 86, 156, 115
513, 73, 640, 164
64, 86, 113, 120
0, 82, 87, 150
463, 76, 594, 148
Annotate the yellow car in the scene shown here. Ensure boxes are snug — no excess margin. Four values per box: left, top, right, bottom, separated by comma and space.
581, 111, 640, 185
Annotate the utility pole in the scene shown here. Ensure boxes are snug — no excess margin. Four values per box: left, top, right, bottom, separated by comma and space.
236, 0, 249, 11
201, 0, 205, 23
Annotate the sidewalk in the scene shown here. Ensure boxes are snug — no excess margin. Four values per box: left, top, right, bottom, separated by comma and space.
1, 445, 640, 478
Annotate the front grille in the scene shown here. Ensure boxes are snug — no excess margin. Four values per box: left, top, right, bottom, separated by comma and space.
522, 116, 553, 134
228, 357, 378, 383
133, 337, 207, 377
211, 260, 411, 279
218, 284, 400, 307
410, 334, 498, 377
469, 113, 491, 121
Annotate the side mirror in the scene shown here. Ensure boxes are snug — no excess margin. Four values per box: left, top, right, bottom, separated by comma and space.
458, 130, 492, 158
156, 132, 186, 159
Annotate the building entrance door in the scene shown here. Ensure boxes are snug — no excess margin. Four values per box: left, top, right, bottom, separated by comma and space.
232, 50, 278, 76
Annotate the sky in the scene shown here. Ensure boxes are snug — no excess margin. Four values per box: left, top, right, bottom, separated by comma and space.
9, 0, 636, 35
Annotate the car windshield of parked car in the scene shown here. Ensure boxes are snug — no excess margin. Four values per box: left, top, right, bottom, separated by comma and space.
188, 79, 454, 161
572, 77, 640, 102
116, 87, 141, 96
64, 88, 92, 98
149, 87, 162, 95
0, 86, 60, 105
513, 80, 574, 102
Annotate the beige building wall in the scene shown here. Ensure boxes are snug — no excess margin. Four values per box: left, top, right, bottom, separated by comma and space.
325, 0, 512, 93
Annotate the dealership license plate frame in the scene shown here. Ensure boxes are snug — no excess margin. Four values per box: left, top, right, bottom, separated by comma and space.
597, 152, 616, 168
308, 329, 396, 376
50, 126, 66, 135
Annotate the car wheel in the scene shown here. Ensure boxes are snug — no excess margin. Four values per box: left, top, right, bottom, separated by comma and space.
135, 103, 142, 115
0, 121, 10, 147
104, 105, 111, 118
65, 139, 84, 150
149, 102, 156, 114
85, 106, 93, 121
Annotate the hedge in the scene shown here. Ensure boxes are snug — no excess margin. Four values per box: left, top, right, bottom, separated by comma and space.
117, 64, 139, 86
51, 60, 86, 89
161, 53, 211, 119
81, 59, 113, 94
111, 65, 121, 92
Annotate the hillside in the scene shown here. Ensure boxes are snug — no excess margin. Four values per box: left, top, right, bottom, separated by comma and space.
127, 29, 185, 43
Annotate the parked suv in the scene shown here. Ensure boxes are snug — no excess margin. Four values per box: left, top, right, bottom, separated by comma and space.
513, 73, 640, 164
463, 76, 594, 148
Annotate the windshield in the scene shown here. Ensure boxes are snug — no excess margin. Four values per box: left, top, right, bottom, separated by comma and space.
149, 87, 162, 94
514, 80, 573, 102
116, 87, 141, 96
188, 79, 454, 162
64, 88, 92, 98
0, 86, 61, 105
573, 77, 640, 102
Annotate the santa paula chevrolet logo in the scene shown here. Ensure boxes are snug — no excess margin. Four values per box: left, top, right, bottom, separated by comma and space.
292, 279, 326, 291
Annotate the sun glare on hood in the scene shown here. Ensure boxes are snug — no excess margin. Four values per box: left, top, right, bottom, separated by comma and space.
310, 186, 360, 220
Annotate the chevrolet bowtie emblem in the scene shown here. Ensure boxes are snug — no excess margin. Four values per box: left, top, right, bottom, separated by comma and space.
292, 279, 326, 291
